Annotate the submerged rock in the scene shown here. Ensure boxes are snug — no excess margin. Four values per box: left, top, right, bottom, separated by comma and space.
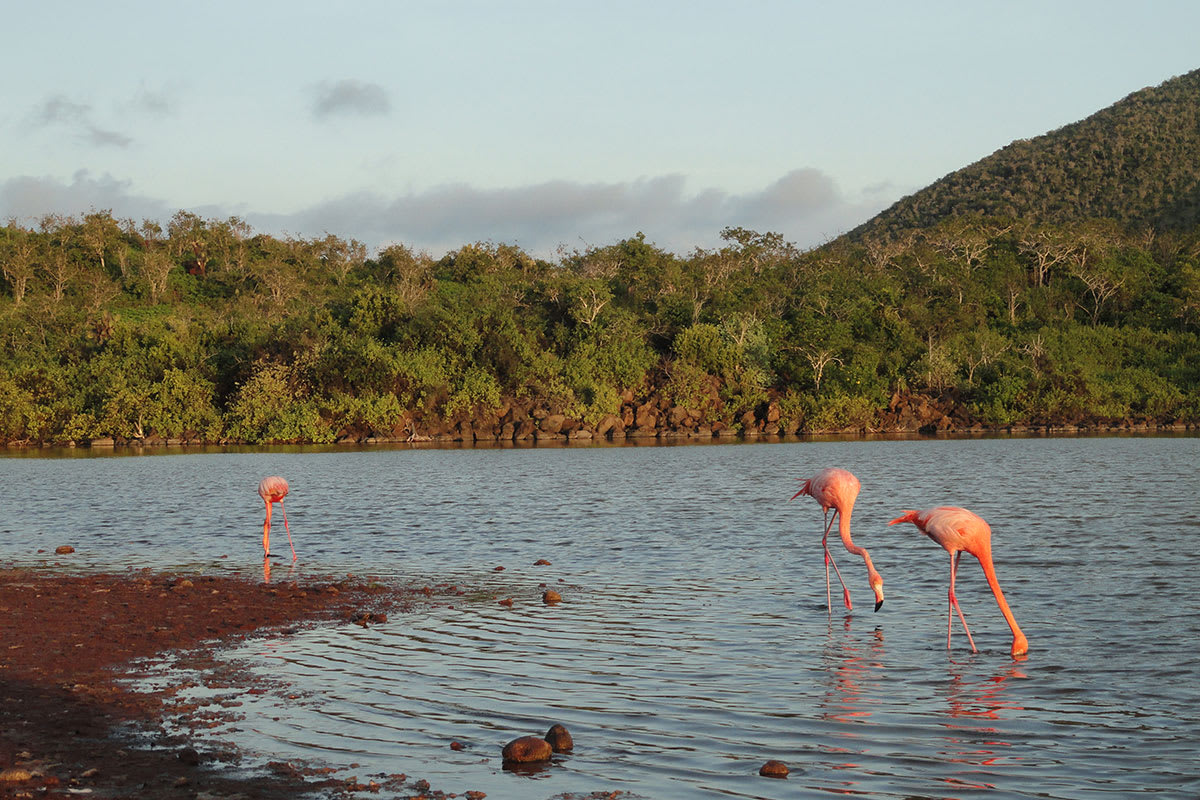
542, 589, 562, 605
759, 760, 789, 778
544, 723, 573, 752
501, 735, 552, 764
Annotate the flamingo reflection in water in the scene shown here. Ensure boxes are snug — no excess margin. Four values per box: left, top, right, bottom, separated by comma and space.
937, 660, 1029, 791
811, 621, 888, 792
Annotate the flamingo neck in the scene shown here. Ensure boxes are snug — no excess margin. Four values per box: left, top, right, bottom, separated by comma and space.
837, 504, 864, 555
838, 505, 880, 577
980, 550, 1027, 655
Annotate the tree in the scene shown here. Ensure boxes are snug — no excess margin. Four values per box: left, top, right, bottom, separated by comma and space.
41, 240, 74, 303
1, 223, 36, 305
142, 249, 174, 302
315, 233, 367, 285
951, 328, 1011, 384
81, 210, 120, 275
805, 347, 842, 392
212, 216, 254, 287
567, 278, 612, 327
1018, 224, 1075, 287
1068, 221, 1126, 326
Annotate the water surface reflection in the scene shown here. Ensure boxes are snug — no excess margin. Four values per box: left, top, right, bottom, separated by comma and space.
2, 436, 1199, 798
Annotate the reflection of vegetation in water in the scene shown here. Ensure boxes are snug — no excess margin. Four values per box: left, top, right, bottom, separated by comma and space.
5, 62, 1200, 451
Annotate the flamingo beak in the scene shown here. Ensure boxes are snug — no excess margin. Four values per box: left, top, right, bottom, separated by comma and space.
874, 598, 884, 612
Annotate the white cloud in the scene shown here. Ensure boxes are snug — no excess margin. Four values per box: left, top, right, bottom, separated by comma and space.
0, 169, 889, 257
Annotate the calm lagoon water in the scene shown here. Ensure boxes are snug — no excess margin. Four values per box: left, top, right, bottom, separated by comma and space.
3, 436, 1199, 799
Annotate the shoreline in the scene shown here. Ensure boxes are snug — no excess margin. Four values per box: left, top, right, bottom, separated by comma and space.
3, 422, 1196, 454
0, 568, 472, 799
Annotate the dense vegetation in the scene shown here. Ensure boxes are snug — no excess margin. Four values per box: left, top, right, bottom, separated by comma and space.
2, 69, 1199, 445
0, 209, 1197, 445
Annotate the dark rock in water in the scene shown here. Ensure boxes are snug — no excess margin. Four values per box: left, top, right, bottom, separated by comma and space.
55, 545, 75, 555
349, 611, 388, 627
759, 759, 789, 778
534, 558, 552, 566
498, 597, 514, 607
542, 589, 562, 605
544, 724, 573, 752
450, 741, 465, 751
502, 735, 552, 764
177, 747, 201, 766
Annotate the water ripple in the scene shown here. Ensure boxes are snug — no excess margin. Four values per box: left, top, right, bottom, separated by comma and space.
4, 437, 1200, 798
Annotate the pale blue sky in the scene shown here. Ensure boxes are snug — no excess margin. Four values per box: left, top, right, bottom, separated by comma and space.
2, 1, 1197, 257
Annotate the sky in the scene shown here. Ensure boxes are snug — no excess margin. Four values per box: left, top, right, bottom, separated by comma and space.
2, 1, 1198, 259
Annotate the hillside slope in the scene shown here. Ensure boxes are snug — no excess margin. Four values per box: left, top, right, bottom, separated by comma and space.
851, 68, 1200, 239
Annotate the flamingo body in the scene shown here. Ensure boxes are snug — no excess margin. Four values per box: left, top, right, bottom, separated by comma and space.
889, 506, 1027, 657
792, 468, 884, 613
258, 476, 296, 560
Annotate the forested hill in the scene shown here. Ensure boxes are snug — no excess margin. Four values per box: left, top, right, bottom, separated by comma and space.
1, 72, 1199, 446
850, 68, 1200, 240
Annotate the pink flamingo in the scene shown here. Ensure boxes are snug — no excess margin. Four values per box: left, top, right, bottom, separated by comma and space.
792, 468, 884, 613
888, 506, 1027, 657
258, 476, 295, 560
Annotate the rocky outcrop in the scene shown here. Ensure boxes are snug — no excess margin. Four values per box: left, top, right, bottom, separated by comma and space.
32, 386, 1192, 451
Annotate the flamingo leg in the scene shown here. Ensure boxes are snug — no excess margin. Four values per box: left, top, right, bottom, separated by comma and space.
949, 551, 978, 653
823, 511, 852, 611
822, 510, 832, 613
279, 500, 296, 560
262, 500, 272, 557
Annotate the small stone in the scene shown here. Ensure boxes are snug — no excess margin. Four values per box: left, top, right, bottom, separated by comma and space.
465, 792, 487, 800
501, 736, 552, 764
493, 565, 505, 572
177, 747, 201, 766
544, 724, 573, 753
0, 768, 33, 782
759, 759, 789, 778
533, 559, 551, 566
542, 590, 562, 605
55, 545, 75, 554
498, 598, 514, 607
80, 768, 100, 778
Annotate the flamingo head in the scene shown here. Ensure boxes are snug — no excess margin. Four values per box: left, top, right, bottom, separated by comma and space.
869, 571, 884, 612
1011, 631, 1029, 658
